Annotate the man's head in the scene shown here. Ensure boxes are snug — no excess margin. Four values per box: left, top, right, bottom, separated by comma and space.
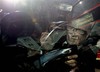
0, 11, 34, 45
1, 11, 34, 37
67, 26, 88, 46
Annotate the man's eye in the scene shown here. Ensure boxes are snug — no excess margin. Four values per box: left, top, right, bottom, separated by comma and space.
68, 32, 73, 34
77, 32, 84, 35
76, 29, 85, 35
69, 33, 72, 34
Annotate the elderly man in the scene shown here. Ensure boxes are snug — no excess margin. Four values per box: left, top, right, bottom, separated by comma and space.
42, 25, 100, 72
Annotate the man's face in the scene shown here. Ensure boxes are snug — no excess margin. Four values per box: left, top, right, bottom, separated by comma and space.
67, 26, 87, 45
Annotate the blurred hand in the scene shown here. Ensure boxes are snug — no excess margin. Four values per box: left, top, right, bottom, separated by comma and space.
96, 40, 100, 48
65, 54, 78, 67
40, 32, 53, 50
27, 49, 40, 57
40, 32, 49, 44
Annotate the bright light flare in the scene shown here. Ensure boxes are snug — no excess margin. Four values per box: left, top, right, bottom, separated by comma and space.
0, 9, 3, 12
3, 0, 27, 7
4, 0, 20, 4
79, 1, 83, 4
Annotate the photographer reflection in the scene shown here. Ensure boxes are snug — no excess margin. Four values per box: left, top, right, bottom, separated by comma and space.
0, 11, 41, 72
43, 26, 98, 72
